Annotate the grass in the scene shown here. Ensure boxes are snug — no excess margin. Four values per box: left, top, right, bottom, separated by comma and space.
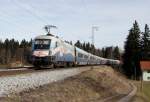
0, 64, 9, 68
0, 64, 21, 69
143, 82, 150, 98
130, 81, 150, 102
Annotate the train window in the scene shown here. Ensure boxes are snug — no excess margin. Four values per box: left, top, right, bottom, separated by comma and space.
84, 55, 88, 59
34, 39, 50, 49
35, 39, 50, 45
78, 53, 83, 58
90, 56, 94, 60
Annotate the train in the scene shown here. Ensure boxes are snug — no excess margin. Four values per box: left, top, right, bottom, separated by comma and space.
30, 34, 120, 68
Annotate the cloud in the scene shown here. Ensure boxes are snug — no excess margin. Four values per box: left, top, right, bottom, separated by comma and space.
0, 0, 150, 49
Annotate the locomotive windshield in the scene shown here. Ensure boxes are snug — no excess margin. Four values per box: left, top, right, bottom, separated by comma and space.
34, 39, 51, 50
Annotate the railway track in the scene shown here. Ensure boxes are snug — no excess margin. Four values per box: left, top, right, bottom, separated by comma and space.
0, 67, 36, 77
0, 65, 97, 77
0, 66, 62, 77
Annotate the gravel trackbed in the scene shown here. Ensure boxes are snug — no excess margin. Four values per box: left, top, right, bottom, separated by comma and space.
0, 67, 90, 97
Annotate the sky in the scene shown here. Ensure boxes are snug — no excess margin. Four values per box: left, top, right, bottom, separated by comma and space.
0, 0, 150, 49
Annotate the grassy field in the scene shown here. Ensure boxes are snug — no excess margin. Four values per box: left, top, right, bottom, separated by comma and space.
131, 81, 150, 102
143, 82, 150, 100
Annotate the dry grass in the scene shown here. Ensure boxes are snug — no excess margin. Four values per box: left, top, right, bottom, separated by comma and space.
0, 66, 131, 102
130, 81, 150, 102
0, 64, 9, 69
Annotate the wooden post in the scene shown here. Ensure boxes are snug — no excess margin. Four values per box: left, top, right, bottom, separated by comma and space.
140, 71, 143, 92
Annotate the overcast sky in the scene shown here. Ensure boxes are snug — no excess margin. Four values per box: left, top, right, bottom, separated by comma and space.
0, 0, 150, 49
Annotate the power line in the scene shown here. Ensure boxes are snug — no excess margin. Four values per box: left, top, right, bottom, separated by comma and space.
0, 14, 30, 33
22, 1, 48, 22
10, 0, 47, 25
0, 1, 40, 33
82, 0, 88, 12
0, 8, 29, 31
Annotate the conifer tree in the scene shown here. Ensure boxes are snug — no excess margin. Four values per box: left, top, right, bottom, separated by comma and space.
83, 42, 86, 51
105, 47, 113, 58
123, 21, 141, 79
113, 46, 120, 60
86, 42, 90, 52
75, 40, 81, 48
141, 24, 150, 60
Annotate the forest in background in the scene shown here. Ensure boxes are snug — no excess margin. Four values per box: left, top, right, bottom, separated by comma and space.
0, 39, 32, 66
0, 38, 121, 66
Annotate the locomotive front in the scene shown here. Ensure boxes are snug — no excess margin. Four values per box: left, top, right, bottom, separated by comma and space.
31, 35, 55, 67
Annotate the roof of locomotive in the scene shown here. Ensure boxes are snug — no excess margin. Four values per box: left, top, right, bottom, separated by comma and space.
75, 47, 89, 55
34, 35, 60, 40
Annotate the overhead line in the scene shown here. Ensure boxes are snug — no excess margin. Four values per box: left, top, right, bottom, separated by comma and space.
0, 15, 30, 33
0, 2, 37, 33
0, 9, 29, 32
11, 0, 47, 25
23, 0, 49, 23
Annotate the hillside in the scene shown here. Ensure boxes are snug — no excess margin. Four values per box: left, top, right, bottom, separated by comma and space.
1, 66, 132, 102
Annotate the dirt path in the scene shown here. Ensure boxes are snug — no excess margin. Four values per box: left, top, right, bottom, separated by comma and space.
98, 83, 136, 102
118, 83, 137, 102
